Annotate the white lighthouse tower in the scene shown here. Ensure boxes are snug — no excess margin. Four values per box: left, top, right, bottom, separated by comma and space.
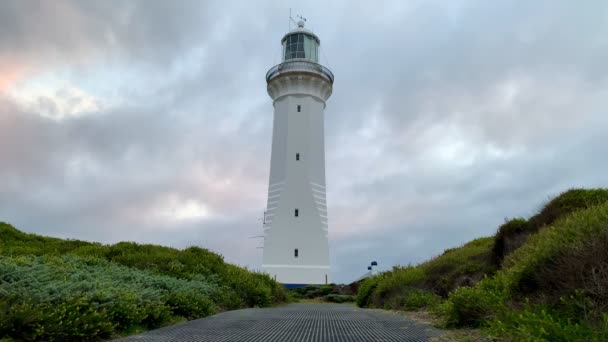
262, 19, 333, 286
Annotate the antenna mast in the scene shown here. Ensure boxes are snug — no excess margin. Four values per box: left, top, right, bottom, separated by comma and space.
289, 9, 305, 30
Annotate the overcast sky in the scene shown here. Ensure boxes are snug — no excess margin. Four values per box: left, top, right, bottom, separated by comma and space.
1, 0, 607, 283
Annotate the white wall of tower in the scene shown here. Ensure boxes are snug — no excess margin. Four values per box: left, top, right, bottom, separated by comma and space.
262, 74, 332, 285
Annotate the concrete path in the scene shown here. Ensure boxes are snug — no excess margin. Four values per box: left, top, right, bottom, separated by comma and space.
117, 303, 443, 342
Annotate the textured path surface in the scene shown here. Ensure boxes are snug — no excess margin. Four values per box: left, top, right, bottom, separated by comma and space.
117, 303, 443, 341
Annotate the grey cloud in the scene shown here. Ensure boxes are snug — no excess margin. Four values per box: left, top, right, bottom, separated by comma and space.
0, 0, 220, 67
2, 0, 608, 282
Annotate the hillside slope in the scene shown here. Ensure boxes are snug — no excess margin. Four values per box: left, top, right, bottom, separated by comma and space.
356, 188, 608, 341
0, 223, 286, 340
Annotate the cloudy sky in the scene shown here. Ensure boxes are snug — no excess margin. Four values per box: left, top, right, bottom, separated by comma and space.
1, 0, 608, 282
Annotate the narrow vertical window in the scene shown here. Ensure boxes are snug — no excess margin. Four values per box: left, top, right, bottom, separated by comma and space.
297, 105, 301, 112
294, 249, 299, 258
296, 153, 300, 161
295, 209, 299, 217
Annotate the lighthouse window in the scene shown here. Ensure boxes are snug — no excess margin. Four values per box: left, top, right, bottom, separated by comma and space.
283, 33, 319, 62
295, 209, 299, 217
294, 249, 299, 258
297, 105, 301, 112
285, 33, 305, 60
296, 153, 300, 161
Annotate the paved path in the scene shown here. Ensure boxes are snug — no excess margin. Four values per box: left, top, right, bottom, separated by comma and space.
117, 303, 443, 341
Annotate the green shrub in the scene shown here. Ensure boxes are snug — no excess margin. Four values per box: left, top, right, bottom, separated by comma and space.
0, 255, 220, 339
139, 302, 173, 328
104, 290, 147, 331
288, 285, 334, 300
323, 294, 354, 303
371, 266, 426, 307
492, 189, 608, 266
502, 202, 608, 296
0, 223, 288, 340
399, 289, 442, 311
356, 276, 380, 307
528, 189, 608, 231
492, 218, 529, 266
421, 237, 496, 297
355, 238, 496, 311
165, 290, 218, 319
444, 277, 507, 327
0, 296, 116, 341
0, 299, 43, 341
0, 222, 288, 310
487, 305, 608, 341
444, 201, 608, 331
36, 296, 116, 340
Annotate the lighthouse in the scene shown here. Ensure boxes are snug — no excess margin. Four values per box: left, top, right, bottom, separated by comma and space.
262, 19, 333, 286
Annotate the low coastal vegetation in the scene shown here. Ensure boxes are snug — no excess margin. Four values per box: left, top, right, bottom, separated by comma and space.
356, 188, 608, 341
0, 223, 287, 340
288, 284, 356, 303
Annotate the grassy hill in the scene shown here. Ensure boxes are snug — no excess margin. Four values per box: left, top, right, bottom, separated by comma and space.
356, 188, 608, 341
0, 223, 287, 341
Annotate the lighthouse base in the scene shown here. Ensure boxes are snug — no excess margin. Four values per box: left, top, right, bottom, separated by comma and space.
262, 264, 331, 285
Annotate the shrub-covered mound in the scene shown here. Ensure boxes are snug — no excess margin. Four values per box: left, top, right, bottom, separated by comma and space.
287, 285, 356, 304
444, 201, 608, 340
289, 285, 334, 300
323, 294, 355, 303
420, 237, 496, 297
356, 188, 608, 341
0, 223, 287, 340
492, 188, 608, 266
355, 237, 496, 311
0, 255, 219, 340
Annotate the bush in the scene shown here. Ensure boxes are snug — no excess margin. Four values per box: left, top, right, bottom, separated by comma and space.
492, 189, 608, 265
399, 289, 442, 311
0, 296, 116, 341
0, 299, 44, 341
351, 190, 608, 339
0, 222, 288, 340
355, 239, 496, 310
104, 290, 147, 331
165, 290, 218, 319
535, 231, 608, 318
356, 276, 380, 308
444, 280, 506, 327
502, 202, 608, 297
0, 222, 288, 310
444, 201, 608, 331
290, 285, 333, 299
422, 237, 496, 297
324, 294, 355, 303
0, 255, 221, 339
492, 218, 529, 266
528, 189, 608, 231
370, 266, 426, 307
36, 296, 116, 340
487, 305, 608, 341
